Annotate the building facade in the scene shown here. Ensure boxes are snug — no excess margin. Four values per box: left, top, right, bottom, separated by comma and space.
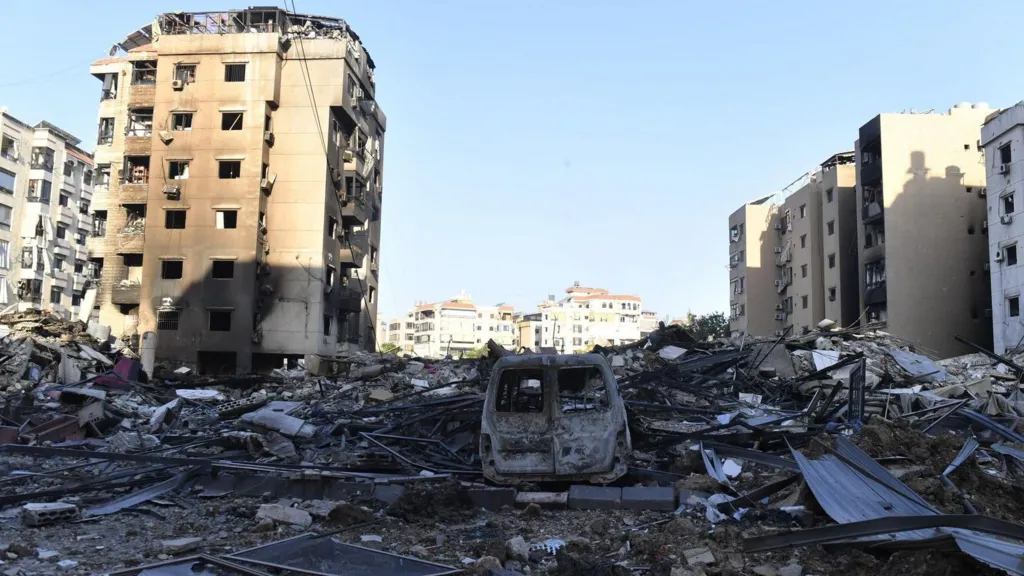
520, 284, 647, 352
387, 292, 516, 358
855, 104, 991, 357
727, 196, 776, 336
89, 8, 385, 373
981, 102, 1024, 353
0, 110, 96, 318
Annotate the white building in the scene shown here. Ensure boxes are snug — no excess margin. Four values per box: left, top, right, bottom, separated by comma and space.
982, 103, 1024, 353
0, 110, 97, 319
519, 283, 647, 353
386, 292, 516, 357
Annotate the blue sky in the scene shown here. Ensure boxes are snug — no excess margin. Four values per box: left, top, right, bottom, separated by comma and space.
3, 1, 1024, 321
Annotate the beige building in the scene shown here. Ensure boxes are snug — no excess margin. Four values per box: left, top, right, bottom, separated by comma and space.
729, 154, 858, 337
0, 110, 96, 318
89, 8, 385, 373
519, 284, 649, 352
856, 104, 992, 357
387, 292, 516, 358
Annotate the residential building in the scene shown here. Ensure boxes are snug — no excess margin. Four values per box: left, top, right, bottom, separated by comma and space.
89, 8, 385, 373
639, 311, 660, 337
729, 154, 858, 337
981, 102, 1024, 353
0, 109, 96, 317
520, 283, 647, 352
856, 103, 991, 357
394, 292, 516, 357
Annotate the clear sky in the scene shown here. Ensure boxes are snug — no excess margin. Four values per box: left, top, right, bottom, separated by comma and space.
3, 1, 1024, 322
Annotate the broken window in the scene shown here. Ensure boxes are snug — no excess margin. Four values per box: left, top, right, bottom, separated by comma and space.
127, 108, 153, 137
74, 260, 84, 274
64, 160, 74, 177
165, 210, 186, 229
802, 295, 808, 309
866, 260, 886, 288
1003, 192, 1015, 215
161, 260, 183, 279
370, 246, 378, 264
323, 314, 332, 336
76, 231, 86, 246
826, 188, 834, 203
101, 72, 118, 99
83, 170, 92, 185
93, 210, 107, 237
172, 113, 193, 131
96, 165, 111, 189
131, 61, 157, 85
216, 210, 238, 229
827, 220, 835, 235
123, 156, 150, 184
169, 160, 189, 180
224, 63, 246, 82
30, 147, 54, 171
1000, 143, 1012, 165
0, 168, 15, 195
828, 287, 836, 301
1007, 244, 1018, 266
27, 179, 51, 203
211, 260, 234, 279
53, 255, 64, 271
174, 64, 196, 84
157, 310, 180, 331
495, 368, 545, 413
828, 253, 836, 269
221, 112, 243, 131
209, 310, 232, 331
71, 292, 82, 307
56, 224, 67, 239
218, 161, 241, 179
325, 265, 336, 289
557, 367, 609, 412
729, 224, 740, 242
0, 136, 17, 160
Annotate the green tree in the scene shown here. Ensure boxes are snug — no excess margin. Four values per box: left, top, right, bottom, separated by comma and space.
687, 312, 729, 341
379, 342, 401, 355
463, 345, 489, 359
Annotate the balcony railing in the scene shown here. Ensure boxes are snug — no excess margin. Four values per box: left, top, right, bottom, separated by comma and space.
862, 201, 884, 223
101, 89, 117, 101
111, 281, 141, 305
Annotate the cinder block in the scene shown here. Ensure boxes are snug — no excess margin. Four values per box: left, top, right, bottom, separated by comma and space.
622, 486, 676, 511
568, 485, 622, 510
514, 491, 568, 509
22, 502, 79, 526
468, 488, 517, 511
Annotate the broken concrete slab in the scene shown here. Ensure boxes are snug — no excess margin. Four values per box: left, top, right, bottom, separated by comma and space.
159, 537, 203, 554
622, 486, 676, 511
567, 485, 622, 510
514, 491, 567, 509
506, 536, 529, 562
372, 484, 406, 504
684, 547, 715, 566
255, 503, 312, 527
241, 408, 315, 438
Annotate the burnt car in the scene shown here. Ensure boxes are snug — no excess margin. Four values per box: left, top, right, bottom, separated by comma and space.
480, 354, 631, 484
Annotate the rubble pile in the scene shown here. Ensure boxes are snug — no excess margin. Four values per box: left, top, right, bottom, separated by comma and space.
1, 315, 1023, 575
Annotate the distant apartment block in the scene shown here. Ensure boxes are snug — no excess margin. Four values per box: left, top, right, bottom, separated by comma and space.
728, 154, 858, 338
0, 110, 96, 318
856, 104, 991, 357
981, 102, 1024, 353
386, 292, 516, 357
518, 283, 648, 352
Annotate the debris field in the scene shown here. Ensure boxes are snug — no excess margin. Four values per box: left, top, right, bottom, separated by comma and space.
1, 311, 1024, 575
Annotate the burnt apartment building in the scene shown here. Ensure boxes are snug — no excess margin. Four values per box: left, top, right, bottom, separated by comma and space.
89, 8, 385, 373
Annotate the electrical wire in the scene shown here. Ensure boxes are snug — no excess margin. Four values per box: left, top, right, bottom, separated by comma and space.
287, 0, 379, 349
0, 57, 100, 88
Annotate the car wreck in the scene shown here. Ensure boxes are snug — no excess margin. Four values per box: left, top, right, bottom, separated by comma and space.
479, 354, 631, 484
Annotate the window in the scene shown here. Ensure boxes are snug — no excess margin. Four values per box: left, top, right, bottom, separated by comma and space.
802, 295, 808, 309
168, 161, 189, 180
127, 108, 153, 137
216, 210, 238, 229
799, 204, 807, 218
370, 247, 378, 264
221, 112, 244, 131
828, 287, 836, 301
224, 63, 246, 82
495, 368, 544, 413
209, 310, 232, 331
1006, 244, 1018, 266
0, 135, 17, 160
211, 260, 234, 279
160, 260, 183, 279
1003, 192, 1015, 215
63, 160, 74, 177
71, 293, 82, 307
369, 286, 376, 303
1000, 143, 1012, 165
172, 113, 193, 131
827, 220, 835, 235
218, 161, 241, 179
323, 315, 332, 336
826, 188, 834, 203
325, 265, 335, 289
55, 224, 67, 239
0, 240, 8, 269
100, 72, 118, 100
76, 231, 86, 246
93, 210, 107, 237
265, 114, 273, 132
83, 170, 92, 186
558, 367, 609, 412
74, 260, 84, 274
30, 147, 54, 171
0, 168, 14, 195
1009, 296, 1022, 318
131, 61, 157, 85
59, 193, 70, 207
801, 264, 807, 278
800, 234, 806, 248
165, 210, 186, 229
124, 156, 150, 184
174, 64, 196, 84
828, 253, 836, 268
96, 165, 111, 188
53, 255, 64, 271
50, 286, 62, 305
327, 216, 338, 238
158, 310, 180, 331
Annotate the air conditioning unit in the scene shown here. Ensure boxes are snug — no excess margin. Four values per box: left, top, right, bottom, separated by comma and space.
774, 280, 782, 286
342, 150, 354, 162
774, 313, 785, 320
158, 131, 173, 145
162, 184, 180, 200
773, 247, 782, 253
773, 223, 782, 230
1000, 163, 1011, 174
995, 251, 1005, 262
264, 131, 275, 146
260, 173, 276, 194
171, 79, 184, 91
1002, 214, 1014, 225
774, 304, 783, 310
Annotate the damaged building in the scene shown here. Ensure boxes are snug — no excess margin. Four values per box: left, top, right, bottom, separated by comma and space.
87, 7, 386, 373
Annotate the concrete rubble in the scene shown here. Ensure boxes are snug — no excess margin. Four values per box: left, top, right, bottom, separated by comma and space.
0, 314, 1023, 574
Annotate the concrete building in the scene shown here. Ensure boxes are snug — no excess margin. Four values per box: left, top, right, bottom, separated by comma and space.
729, 154, 858, 337
639, 311, 660, 337
0, 110, 96, 318
855, 103, 991, 357
981, 102, 1024, 353
389, 292, 515, 357
519, 284, 647, 352
89, 8, 385, 373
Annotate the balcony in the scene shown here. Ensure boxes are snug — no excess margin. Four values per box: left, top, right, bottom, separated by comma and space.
339, 242, 366, 269
862, 201, 884, 223
338, 287, 362, 312
111, 281, 141, 305
860, 161, 882, 185
18, 267, 42, 281
341, 196, 368, 225
115, 228, 145, 254
865, 282, 887, 306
